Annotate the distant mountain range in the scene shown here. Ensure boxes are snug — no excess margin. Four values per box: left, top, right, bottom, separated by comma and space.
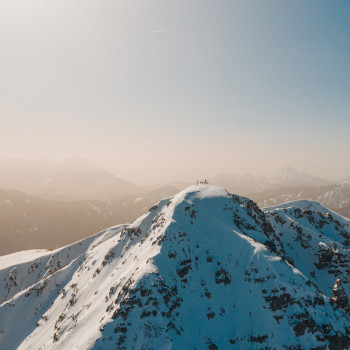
1, 185, 350, 349
250, 182, 350, 218
209, 168, 350, 218
209, 167, 334, 195
0, 159, 339, 200
0, 158, 140, 201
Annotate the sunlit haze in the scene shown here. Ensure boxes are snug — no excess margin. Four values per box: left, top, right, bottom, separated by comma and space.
1, 0, 349, 184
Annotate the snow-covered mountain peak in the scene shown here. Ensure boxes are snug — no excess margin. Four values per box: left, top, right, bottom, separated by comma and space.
175, 183, 230, 200
1, 185, 350, 349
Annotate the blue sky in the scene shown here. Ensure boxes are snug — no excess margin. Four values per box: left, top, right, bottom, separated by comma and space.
0, 0, 349, 183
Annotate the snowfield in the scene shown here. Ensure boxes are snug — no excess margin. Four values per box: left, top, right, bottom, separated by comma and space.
1, 185, 350, 349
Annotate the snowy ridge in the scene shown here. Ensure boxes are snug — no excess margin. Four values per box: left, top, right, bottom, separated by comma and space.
264, 200, 350, 300
1, 185, 350, 349
0, 228, 115, 305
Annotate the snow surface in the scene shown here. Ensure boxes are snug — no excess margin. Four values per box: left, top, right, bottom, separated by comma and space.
1, 185, 350, 349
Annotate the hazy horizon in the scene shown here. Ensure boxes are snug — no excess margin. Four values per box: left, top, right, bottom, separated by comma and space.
0, 156, 346, 187
1, 1, 349, 184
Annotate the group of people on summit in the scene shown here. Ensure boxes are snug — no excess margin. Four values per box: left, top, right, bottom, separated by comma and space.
197, 179, 208, 185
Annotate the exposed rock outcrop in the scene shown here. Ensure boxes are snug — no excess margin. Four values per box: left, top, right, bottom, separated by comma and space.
333, 279, 350, 312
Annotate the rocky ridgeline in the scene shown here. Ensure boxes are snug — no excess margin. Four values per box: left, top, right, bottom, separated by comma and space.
1, 185, 350, 349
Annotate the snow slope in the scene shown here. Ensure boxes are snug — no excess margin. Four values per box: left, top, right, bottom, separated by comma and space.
264, 200, 350, 302
1, 185, 350, 349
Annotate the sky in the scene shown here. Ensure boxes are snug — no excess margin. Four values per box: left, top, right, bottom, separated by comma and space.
0, 0, 349, 185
